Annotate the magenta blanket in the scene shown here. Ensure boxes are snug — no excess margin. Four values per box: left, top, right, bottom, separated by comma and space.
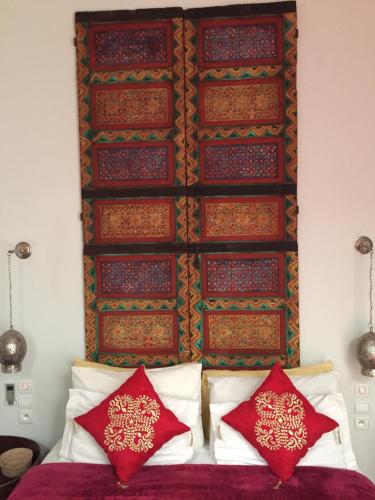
9, 463, 375, 500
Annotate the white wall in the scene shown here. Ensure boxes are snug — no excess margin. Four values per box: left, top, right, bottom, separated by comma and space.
1, 0, 374, 480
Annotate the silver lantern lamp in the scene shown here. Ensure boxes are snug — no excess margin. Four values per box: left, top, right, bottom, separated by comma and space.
0, 242, 31, 373
355, 236, 375, 377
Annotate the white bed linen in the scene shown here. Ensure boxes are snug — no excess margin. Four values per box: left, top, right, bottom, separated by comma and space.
43, 440, 216, 465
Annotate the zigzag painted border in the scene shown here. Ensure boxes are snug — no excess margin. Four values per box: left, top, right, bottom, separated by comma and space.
177, 254, 191, 363
97, 299, 176, 311
84, 256, 98, 361
98, 353, 177, 367
82, 199, 94, 244
172, 18, 187, 187
198, 65, 282, 81
187, 197, 200, 243
184, 20, 199, 186
90, 69, 172, 84
176, 196, 188, 243
76, 23, 91, 189
286, 251, 299, 367
198, 125, 283, 141
93, 131, 172, 143
188, 253, 203, 363
284, 12, 297, 184
286, 195, 297, 241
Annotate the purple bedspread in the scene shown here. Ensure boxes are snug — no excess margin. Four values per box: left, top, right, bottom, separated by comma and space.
9, 463, 375, 500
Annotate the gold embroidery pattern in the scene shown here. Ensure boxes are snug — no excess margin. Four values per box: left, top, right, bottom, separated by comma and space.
104, 395, 160, 453
255, 391, 307, 451
204, 83, 280, 123
205, 201, 280, 238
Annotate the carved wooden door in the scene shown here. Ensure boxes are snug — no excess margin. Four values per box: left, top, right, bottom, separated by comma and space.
75, 2, 299, 369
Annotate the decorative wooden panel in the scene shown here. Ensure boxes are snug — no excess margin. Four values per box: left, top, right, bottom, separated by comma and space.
76, 2, 298, 368
184, 2, 298, 368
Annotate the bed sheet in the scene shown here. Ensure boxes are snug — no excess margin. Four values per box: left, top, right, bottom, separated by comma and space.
42, 439, 216, 465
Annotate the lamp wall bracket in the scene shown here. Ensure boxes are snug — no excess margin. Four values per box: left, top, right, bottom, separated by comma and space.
8, 242, 32, 260
355, 236, 373, 255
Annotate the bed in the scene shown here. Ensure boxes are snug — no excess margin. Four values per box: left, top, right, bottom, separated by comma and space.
8, 361, 375, 499
9, 462, 375, 500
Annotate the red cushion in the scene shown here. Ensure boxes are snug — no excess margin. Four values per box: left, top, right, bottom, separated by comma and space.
222, 362, 338, 482
75, 365, 190, 485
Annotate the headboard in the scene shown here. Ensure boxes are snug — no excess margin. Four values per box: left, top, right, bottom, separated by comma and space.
75, 1, 299, 369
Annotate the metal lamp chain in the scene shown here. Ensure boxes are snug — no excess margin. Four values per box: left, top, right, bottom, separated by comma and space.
370, 250, 374, 332
7, 250, 14, 330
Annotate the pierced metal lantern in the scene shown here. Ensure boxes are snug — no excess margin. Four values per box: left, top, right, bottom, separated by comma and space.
0, 329, 27, 373
0, 242, 31, 373
357, 329, 375, 377
355, 236, 375, 377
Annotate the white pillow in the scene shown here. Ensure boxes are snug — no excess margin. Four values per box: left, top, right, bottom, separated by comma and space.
60, 388, 198, 465
210, 393, 358, 470
72, 363, 204, 448
208, 371, 340, 405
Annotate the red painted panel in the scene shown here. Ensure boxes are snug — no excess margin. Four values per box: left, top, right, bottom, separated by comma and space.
89, 21, 173, 71
201, 253, 285, 298
197, 17, 283, 68
93, 198, 176, 243
91, 82, 174, 130
92, 141, 175, 188
199, 78, 283, 127
96, 255, 177, 299
200, 196, 285, 242
200, 137, 284, 185
203, 309, 286, 355
99, 310, 178, 354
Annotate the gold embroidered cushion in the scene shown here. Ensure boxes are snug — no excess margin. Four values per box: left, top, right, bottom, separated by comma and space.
221, 363, 338, 483
75, 365, 190, 486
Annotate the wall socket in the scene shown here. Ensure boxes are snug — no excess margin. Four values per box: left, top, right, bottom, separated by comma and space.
19, 410, 33, 424
354, 417, 369, 431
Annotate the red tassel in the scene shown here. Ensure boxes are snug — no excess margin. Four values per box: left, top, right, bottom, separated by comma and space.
272, 480, 283, 490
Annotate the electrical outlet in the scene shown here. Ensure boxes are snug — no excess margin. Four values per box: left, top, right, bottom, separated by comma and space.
354, 417, 369, 431
19, 410, 33, 424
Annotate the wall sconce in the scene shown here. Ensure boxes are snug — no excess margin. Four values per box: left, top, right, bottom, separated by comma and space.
355, 236, 375, 377
0, 242, 32, 373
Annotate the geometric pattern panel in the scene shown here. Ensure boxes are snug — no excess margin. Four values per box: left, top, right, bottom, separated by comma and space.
201, 253, 285, 298
89, 21, 173, 70
198, 17, 283, 67
92, 141, 174, 188
199, 78, 283, 127
96, 255, 177, 299
187, 250, 299, 368
203, 310, 286, 354
93, 198, 176, 244
200, 196, 285, 242
91, 82, 174, 130
200, 137, 283, 185
99, 310, 178, 354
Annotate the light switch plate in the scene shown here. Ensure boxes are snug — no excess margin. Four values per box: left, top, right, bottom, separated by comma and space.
19, 396, 33, 410
355, 384, 369, 398
355, 401, 369, 414
19, 380, 33, 394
